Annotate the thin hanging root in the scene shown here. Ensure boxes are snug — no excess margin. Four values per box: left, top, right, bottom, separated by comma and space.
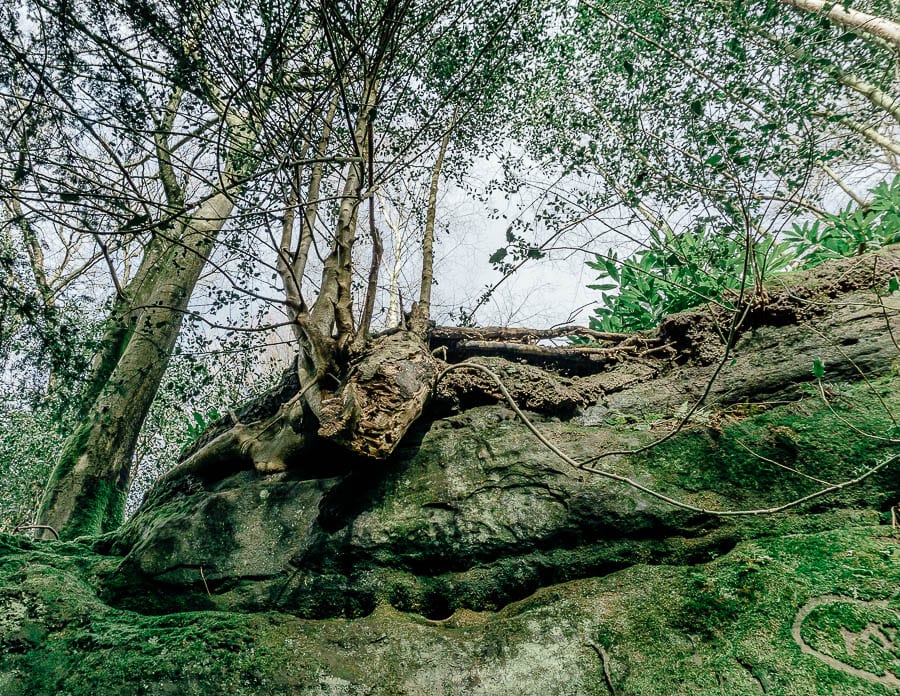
585, 641, 617, 696
435, 361, 899, 517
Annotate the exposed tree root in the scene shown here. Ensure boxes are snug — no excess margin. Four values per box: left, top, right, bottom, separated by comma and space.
431, 324, 635, 343
169, 331, 440, 477
436, 361, 900, 517
431, 324, 662, 373
586, 640, 617, 696
316, 331, 441, 458
164, 396, 308, 480
13, 524, 59, 539
791, 596, 900, 690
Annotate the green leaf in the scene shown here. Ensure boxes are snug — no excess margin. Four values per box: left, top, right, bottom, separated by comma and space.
812, 359, 825, 379
690, 100, 703, 117
889, 277, 899, 294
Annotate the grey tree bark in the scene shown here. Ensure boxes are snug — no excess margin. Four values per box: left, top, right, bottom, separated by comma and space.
35, 193, 236, 539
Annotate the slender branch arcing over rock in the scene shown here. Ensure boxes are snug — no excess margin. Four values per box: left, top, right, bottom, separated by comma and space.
436, 361, 900, 517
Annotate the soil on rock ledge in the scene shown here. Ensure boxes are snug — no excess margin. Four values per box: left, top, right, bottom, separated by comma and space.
1, 248, 899, 694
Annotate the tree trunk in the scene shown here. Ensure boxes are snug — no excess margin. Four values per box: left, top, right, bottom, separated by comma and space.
410, 111, 454, 334
35, 194, 233, 539
780, 0, 900, 51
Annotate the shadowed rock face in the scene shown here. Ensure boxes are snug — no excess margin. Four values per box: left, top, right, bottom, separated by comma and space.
101, 249, 900, 619
106, 408, 707, 618
104, 383, 897, 618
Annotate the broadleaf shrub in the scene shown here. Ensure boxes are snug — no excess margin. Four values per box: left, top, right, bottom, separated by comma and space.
587, 177, 900, 333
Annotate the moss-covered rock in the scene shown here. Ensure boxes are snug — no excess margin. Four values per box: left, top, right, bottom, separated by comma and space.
1, 526, 897, 695
94, 367, 899, 622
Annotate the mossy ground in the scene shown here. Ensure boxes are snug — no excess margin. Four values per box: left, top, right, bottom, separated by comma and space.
1, 524, 897, 695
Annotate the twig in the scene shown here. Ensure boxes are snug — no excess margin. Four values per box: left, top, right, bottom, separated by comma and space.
877, 294, 900, 353
199, 566, 212, 598
816, 379, 899, 443
734, 438, 835, 486
807, 322, 898, 430
638, 342, 675, 358
871, 256, 900, 354
14, 524, 60, 540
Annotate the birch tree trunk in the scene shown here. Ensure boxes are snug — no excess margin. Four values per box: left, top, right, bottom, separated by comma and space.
410, 112, 454, 334
780, 0, 900, 51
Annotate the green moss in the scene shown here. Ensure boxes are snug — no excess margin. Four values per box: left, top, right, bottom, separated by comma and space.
35, 419, 132, 542
2, 526, 899, 694
74, 475, 126, 542
635, 376, 900, 507
40, 421, 93, 496
77, 316, 134, 420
